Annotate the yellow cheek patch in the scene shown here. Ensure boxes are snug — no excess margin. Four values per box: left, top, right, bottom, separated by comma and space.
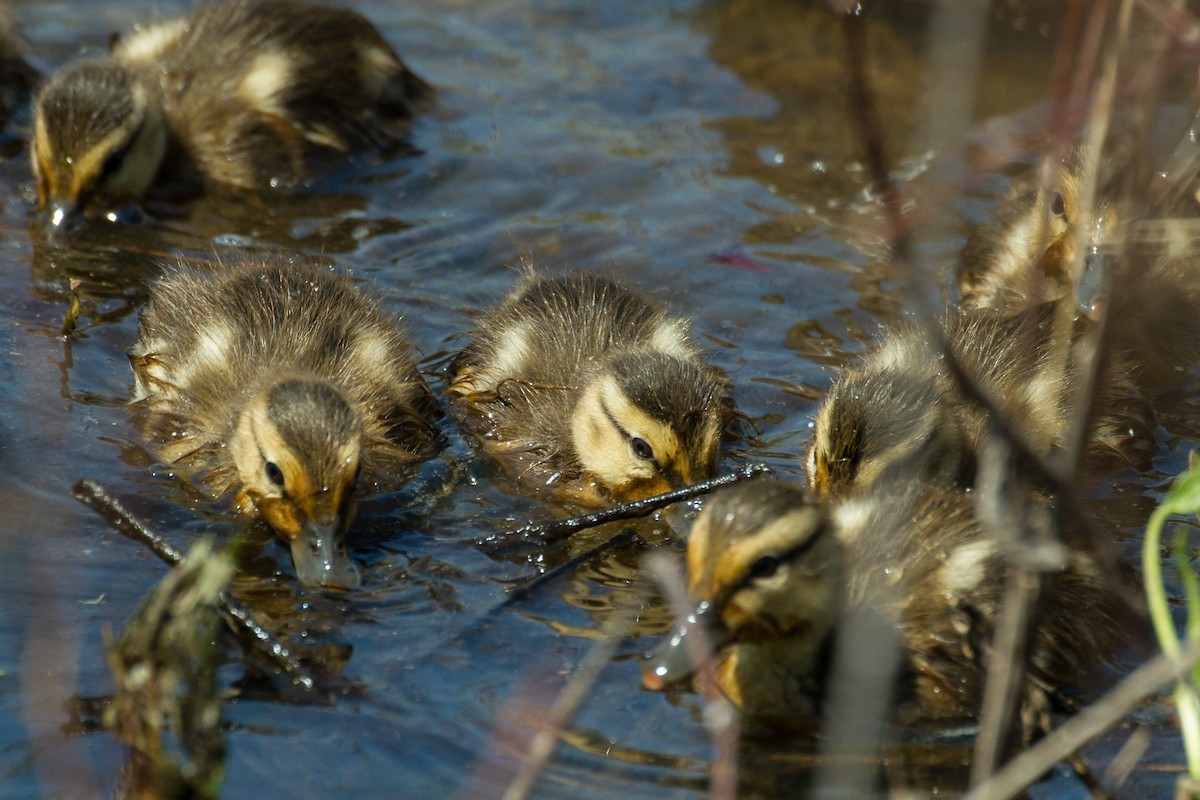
258, 496, 304, 543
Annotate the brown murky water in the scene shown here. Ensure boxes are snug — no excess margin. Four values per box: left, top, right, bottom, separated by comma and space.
0, 1, 1195, 798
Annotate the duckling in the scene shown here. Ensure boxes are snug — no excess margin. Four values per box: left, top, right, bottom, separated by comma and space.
959, 145, 1111, 312
958, 143, 1200, 381
129, 258, 439, 588
642, 479, 1130, 726
806, 301, 1155, 499
448, 272, 730, 507
32, 0, 429, 229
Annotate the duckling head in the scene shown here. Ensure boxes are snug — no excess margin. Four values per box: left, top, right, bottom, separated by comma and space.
960, 152, 1115, 314
31, 61, 166, 230
642, 480, 841, 692
807, 365, 970, 498
231, 378, 364, 589
569, 351, 725, 503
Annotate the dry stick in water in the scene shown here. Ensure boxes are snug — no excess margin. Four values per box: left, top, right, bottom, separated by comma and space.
482, 463, 773, 552
72, 479, 321, 695
964, 638, 1200, 800
643, 550, 739, 800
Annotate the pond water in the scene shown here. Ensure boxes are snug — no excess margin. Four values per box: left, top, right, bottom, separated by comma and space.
0, 1, 1196, 798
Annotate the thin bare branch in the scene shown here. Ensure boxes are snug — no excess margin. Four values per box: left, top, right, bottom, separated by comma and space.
72, 479, 325, 696
965, 639, 1200, 800
481, 463, 772, 552
501, 613, 634, 800
643, 550, 740, 800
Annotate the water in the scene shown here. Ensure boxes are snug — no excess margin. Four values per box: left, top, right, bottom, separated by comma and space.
0, 1, 1194, 798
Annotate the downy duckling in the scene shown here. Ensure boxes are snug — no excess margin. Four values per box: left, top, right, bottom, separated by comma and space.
959, 143, 1200, 381
642, 479, 1130, 726
806, 301, 1155, 499
448, 272, 730, 507
32, 0, 429, 229
959, 145, 1110, 312
129, 258, 439, 588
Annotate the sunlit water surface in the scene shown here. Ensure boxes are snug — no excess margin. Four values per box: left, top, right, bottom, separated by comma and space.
0, 1, 1195, 798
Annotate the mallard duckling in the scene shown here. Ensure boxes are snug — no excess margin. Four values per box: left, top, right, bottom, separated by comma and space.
129, 258, 439, 588
806, 301, 1155, 499
448, 272, 730, 507
958, 144, 1200, 381
32, 0, 429, 229
642, 479, 1129, 725
959, 146, 1111, 312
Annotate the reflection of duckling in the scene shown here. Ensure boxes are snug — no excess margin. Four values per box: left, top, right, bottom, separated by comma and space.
643, 479, 1129, 725
448, 272, 730, 507
32, 0, 429, 228
129, 259, 439, 588
806, 302, 1154, 499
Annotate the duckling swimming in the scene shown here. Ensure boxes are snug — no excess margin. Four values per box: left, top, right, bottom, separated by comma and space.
959, 146, 1110, 312
32, 0, 429, 229
129, 258, 439, 588
448, 272, 730, 507
643, 479, 1130, 726
958, 143, 1200, 381
806, 301, 1155, 499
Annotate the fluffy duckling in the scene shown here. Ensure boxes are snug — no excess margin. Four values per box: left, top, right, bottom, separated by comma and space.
448, 272, 730, 507
958, 144, 1200, 381
32, 0, 429, 229
959, 146, 1110, 312
642, 479, 1130, 726
129, 258, 439, 588
806, 301, 1155, 499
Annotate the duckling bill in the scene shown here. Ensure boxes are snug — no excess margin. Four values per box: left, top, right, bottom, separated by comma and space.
643, 479, 1132, 727
129, 258, 439, 588
449, 272, 731, 508
32, 0, 430, 228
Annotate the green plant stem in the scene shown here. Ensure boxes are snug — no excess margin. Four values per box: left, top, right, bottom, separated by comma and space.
1143, 490, 1200, 779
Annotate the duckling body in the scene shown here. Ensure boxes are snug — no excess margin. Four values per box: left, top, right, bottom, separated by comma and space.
806, 301, 1155, 499
129, 258, 439, 588
643, 479, 1130, 726
448, 272, 729, 507
33, 0, 429, 228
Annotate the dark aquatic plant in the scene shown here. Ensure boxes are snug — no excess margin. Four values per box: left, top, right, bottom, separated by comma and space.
103, 538, 232, 799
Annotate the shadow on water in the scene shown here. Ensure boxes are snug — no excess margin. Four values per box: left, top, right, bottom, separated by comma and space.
0, 0, 1195, 798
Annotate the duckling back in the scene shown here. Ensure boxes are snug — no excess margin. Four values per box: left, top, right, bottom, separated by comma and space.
121, 0, 429, 190
450, 272, 729, 505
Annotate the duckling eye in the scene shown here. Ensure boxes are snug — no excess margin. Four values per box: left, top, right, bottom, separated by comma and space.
630, 437, 654, 461
98, 137, 135, 185
749, 555, 780, 580
1050, 192, 1066, 218
265, 461, 285, 488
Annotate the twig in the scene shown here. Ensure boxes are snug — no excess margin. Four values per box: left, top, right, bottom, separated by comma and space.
835, 2, 914, 274
496, 527, 642, 610
963, 639, 1200, 800
500, 612, 634, 800
72, 479, 322, 695
480, 463, 773, 552
643, 550, 740, 800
